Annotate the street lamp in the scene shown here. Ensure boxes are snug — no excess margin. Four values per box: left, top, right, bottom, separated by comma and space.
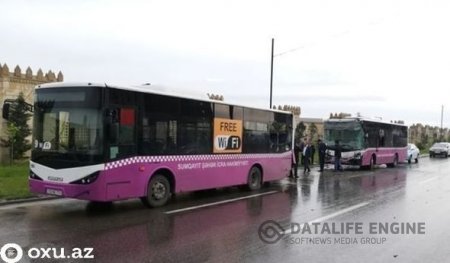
269, 38, 274, 109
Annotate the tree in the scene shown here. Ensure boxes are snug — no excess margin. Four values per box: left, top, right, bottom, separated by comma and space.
295, 122, 306, 143
416, 133, 429, 151
1, 123, 19, 164
308, 123, 318, 141
0, 93, 32, 160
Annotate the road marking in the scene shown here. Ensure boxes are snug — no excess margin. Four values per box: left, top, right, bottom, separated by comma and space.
284, 202, 370, 235
280, 182, 299, 186
165, 190, 279, 214
420, 177, 438, 184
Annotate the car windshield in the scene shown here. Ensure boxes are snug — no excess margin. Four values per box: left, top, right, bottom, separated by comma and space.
432, 143, 447, 148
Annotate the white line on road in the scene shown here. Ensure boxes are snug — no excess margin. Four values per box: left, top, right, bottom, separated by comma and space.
284, 202, 370, 235
420, 177, 439, 184
165, 190, 279, 215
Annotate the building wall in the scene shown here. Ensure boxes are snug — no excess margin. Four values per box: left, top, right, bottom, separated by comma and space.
408, 123, 450, 149
0, 63, 63, 163
298, 117, 324, 141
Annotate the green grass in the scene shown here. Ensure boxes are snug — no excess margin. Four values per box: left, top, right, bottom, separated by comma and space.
0, 163, 34, 200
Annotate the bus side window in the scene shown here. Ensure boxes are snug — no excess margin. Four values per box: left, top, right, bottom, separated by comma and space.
107, 107, 136, 159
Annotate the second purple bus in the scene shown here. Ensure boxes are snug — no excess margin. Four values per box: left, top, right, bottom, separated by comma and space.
324, 117, 408, 169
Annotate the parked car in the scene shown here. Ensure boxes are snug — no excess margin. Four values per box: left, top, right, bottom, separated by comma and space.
406, 143, 420, 163
429, 142, 450, 158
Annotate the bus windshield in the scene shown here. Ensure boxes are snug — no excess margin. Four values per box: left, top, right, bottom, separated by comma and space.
32, 87, 104, 168
324, 121, 364, 151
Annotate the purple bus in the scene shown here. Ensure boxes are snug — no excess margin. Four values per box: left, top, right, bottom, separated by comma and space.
324, 117, 407, 169
29, 83, 293, 207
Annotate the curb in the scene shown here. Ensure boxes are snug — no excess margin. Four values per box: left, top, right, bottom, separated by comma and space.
0, 196, 58, 207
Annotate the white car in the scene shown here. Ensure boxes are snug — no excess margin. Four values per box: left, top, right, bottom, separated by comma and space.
406, 143, 420, 164
429, 142, 450, 158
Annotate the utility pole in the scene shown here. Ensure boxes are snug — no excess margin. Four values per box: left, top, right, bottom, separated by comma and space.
441, 105, 444, 140
269, 38, 274, 109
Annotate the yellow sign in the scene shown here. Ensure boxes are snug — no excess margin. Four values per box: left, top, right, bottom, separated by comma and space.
213, 118, 243, 153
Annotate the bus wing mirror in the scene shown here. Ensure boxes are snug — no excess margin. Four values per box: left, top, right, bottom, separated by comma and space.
2, 103, 10, 120
105, 109, 120, 124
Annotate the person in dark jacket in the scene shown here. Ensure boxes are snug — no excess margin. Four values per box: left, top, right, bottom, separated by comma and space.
334, 140, 343, 171
318, 139, 327, 172
292, 141, 301, 177
310, 144, 316, 164
303, 141, 312, 173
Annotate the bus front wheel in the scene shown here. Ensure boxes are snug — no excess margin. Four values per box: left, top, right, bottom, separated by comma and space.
247, 166, 262, 191
142, 174, 172, 208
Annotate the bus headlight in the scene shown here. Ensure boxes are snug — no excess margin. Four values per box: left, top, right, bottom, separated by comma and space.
29, 171, 43, 180
71, 171, 100, 185
354, 152, 362, 159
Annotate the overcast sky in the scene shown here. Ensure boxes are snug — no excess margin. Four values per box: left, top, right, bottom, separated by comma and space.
1, 0, 450, 127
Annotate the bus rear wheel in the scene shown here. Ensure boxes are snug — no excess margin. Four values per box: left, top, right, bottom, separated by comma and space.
142, 174, 171, 208
369, 156, 375, 170
387, 154, 398, 168
247, 166, 262, 191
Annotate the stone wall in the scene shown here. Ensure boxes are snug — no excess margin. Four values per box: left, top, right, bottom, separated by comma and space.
0, 62, 63, 163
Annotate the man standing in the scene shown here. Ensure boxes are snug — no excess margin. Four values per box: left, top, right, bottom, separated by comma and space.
292, 141, 301, 178
303, 141, 311, 173
318, 139, 327, 172
334, 140, 343, 171
299, 138, 306, 165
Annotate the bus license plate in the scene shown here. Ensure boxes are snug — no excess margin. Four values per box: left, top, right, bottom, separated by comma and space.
46, 188, 63, 196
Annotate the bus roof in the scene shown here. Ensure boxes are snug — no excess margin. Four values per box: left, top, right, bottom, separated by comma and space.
325, 117, 407, 127
36, 82, 292, 115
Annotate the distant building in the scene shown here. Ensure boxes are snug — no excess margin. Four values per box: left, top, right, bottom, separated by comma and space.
408, 123, 450, 149
299, 117, 324, 141
0, 63, 63, 163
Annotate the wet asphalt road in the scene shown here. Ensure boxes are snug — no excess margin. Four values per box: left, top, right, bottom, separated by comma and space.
1, 157, 450, 263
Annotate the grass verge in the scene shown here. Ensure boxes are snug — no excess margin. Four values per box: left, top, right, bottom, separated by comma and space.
0, 163, 33, 200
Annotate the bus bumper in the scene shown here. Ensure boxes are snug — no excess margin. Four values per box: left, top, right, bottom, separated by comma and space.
29, 179, 106, 201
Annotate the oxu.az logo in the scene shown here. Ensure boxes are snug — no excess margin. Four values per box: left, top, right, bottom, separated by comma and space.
0, 243, 23, 263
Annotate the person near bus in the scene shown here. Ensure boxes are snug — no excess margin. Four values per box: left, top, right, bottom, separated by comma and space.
299, 137, 306, 165
318, 139, 327, 172
292, 141, 301, 178
303, 141, 311, 173
334, 140, 343, 171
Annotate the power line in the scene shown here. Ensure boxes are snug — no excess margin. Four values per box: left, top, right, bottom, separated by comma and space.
273, 15, 392, 57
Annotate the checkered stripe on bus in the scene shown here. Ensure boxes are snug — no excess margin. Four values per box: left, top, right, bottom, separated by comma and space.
104, 152, 292, 170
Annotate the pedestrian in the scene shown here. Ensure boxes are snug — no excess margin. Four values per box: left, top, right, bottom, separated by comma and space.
292, 141, 301, 178
303, 141, 311, 173
299, 138, 306, 165
318, 139, 327, 172
310, 144, 316, 164
334, 140, 343, 171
